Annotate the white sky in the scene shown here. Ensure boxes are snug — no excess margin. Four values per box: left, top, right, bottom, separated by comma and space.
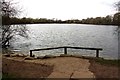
17, 0, 119, 20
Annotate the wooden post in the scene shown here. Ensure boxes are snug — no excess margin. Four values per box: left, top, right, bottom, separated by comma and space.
96, 50, 99, 58
30, 50, 32, 57
64, 47, 67, 54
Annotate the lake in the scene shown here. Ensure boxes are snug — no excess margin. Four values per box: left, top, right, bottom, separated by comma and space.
12, 24, 119, 59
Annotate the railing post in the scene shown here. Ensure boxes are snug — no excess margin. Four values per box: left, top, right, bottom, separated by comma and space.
30, 50, 33, 57
96, 50, 99, 58
64, 47, 67, 54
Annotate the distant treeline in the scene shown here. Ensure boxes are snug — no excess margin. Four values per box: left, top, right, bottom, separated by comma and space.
2, 12, 120, 26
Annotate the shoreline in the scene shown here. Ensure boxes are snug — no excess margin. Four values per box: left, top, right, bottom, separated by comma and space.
2, 54, 119, 79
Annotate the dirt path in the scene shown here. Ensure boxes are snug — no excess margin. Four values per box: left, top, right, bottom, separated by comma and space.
0, 54, 2, 79
25, 57, 95, 79
2, 55, 119, 79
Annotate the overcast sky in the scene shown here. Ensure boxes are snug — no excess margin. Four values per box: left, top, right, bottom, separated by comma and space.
17, 0, 119, 20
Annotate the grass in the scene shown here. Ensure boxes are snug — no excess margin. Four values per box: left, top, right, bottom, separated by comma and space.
94, 58, 120, 67
2, 74, 16, 80
82, 56, 120, 67
59, 55, 120, 67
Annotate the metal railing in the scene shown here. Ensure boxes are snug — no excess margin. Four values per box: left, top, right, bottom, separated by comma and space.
30, 46, 103, 58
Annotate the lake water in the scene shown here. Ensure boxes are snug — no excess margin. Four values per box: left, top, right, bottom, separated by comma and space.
12, 24, 119, 59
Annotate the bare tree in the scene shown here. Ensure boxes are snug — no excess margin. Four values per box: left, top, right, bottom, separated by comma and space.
115, 1, 120, 11
116, 1, 120, 31
115, 1, 120, 58
0, 0, 28, 51
114, 1, 120, 30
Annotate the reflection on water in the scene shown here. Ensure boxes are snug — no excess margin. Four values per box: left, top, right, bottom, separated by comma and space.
118, 28, 120, 59
12, 24, 118, 59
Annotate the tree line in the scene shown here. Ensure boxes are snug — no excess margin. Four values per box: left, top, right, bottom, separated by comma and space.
2, 12, 120, 26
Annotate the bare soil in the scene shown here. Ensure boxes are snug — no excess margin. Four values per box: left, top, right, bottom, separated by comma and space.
2, 56, 119, 79
2, 57, 53, 78
89, 60, 119, 79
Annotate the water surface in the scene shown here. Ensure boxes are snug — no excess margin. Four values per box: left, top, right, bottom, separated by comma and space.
12, 24, 118, 59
